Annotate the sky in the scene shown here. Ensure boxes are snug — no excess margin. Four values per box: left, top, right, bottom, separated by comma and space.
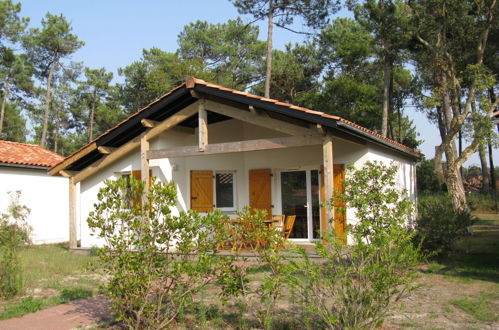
16, 0, 495, 166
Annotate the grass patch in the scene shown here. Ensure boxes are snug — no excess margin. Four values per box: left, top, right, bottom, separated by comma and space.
450, 292, 498, 322
0, 287, 93, 320
0, 244, 103, 320
19, 243, 100, 290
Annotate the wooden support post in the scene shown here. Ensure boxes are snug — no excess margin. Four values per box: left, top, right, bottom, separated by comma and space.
198, 101, 208, 151
323, 134, 334, 229
141, 133, 150, 203
69, 178, 77, 250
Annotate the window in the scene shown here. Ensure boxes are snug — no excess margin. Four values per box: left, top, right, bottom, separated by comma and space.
215, 172, 236, 211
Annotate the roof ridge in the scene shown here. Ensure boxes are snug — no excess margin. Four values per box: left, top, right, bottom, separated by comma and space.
0, 140, 40, 147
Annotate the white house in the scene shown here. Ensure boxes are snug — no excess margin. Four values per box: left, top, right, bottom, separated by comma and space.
0, 140, 69, 244
49, 78, 422, 249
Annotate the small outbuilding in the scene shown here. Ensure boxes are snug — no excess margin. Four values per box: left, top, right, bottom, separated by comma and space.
0, 140, 69, 244
49, 78, 422, 249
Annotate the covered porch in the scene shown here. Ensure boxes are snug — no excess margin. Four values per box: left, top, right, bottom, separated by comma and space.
53, 78, 419, 249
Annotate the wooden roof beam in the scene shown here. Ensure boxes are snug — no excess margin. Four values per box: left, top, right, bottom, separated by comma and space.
204, 99, 320, 137
148, 135, 321, 159
49, 142, 97, 176
72, 100, 201, 183
97, 146, 116, 154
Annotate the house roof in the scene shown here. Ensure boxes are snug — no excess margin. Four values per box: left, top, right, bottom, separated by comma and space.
0, 140, 64, 169
50, 77, 423, 175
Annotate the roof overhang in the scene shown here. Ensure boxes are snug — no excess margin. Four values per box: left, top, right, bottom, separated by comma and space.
50, 77, 423, 177
0, 162, 50, 170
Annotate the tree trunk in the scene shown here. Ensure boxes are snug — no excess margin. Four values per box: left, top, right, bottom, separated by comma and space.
264, 0, 273, 99
381, 55, 391, 137
40, 59, 58, 148
488, 141, 496, 191
479, 143, 490, 192
0, 78, 9, 134
88, 89, 96, 142
445, 163, 468, 211
489, 88, 497, 191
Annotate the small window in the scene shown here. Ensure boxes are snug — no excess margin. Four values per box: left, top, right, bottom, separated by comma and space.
215, 172, 236, 210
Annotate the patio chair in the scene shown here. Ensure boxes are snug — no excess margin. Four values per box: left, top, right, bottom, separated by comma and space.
282, 215, 296, 240
271, 214, 286, 228
236, 219, 258, 252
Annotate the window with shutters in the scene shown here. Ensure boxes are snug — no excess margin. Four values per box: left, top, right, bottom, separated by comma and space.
190, 170, 237, 212
215, 171, 236, 211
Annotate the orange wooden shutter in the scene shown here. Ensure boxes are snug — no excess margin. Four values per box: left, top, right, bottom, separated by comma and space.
249, 169, 272, 217
190, 170, 214, 212
131, 170, 152, 207
320, 164, 346, 242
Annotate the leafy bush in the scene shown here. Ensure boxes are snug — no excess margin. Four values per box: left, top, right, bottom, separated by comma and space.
87, 176, 232, 329
415, 195, 475, 254
467, 192, 498, 213
291, 161, 421, 329
0, 191, 31, 298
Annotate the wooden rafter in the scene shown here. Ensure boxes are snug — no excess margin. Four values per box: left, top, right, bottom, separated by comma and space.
49, 142, 97, 176
71, 100, 201, 183
204, 99, 320, 137
97, 146, 116, 154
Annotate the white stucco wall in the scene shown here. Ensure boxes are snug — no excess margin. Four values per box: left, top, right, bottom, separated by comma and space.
0, 166, 69, 244
77, 118, 417, 247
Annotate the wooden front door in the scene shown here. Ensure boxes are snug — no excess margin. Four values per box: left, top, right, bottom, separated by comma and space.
249, 169, 272, 217
190, 170, 214, 212
320, 164, 346, 241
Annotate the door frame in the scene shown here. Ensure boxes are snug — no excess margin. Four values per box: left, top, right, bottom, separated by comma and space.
275, 166, 322, 242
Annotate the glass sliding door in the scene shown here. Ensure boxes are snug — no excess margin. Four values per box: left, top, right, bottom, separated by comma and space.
280, 171, 308, 239
280, 169, 322, 241
311, 170, 321, 239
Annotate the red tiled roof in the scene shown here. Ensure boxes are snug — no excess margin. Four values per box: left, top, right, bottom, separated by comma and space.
0, 140, 64, 168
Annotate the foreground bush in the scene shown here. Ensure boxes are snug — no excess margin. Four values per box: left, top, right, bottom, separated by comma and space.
291, 161, 421, 329
0, 191, 31, 298
87, 176, 230, 328
415, 195, 475, 254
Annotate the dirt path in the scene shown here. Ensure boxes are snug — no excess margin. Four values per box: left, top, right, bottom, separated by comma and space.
0, 296, 110, 330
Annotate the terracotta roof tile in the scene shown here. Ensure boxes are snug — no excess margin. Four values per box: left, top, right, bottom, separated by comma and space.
0, 140, 64, 168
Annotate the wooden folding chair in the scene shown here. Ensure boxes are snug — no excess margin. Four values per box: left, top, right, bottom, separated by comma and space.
282, 215, 296, 240
271, 214, 286, 228
237, 219, 257, 252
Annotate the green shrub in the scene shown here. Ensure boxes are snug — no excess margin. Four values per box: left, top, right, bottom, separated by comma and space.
291, 161, 422, 329
87, 176, 233, 329
467, 192, 498, 213
415, 195, 475, 254
59, 287, 93, 302
0, 191, 31, 298
0, 296, 45, 320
